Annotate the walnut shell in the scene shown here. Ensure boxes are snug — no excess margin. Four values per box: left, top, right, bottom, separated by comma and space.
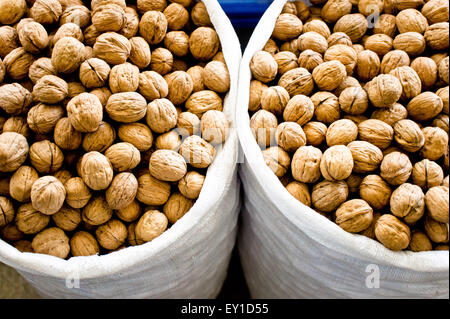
128, 36, 151, 69
250, 51, 277, 83
407, 92, 443, 121
96, 219, 127, 250
185, 90, 223, 117
278, 67, 314, 97
178, 171, 205, 200
311, 180, 348, 212
262, 146, 291, 178
412, 159, 444, 190
31, 176, 66, 215
138, 10, 167, 45
327, 32, 353, 47
163, 192, 193, 224
70, 231, 99, 256
311, 91, 340, 124
0, 0, 27, 25
0, 196, 14, 227
375, 214, 411, 251
286, 181, 311, 207
408, 230, 432, 252
53, 117, 82, 151
27, 103, 64, 134
393, 119, 425, 152
79, 152, 113, 191
93, 32, 131, 65
380, 151, 412, 185
29, 140, 64, 174
3, 47, 34, 80
424, 215, 449, 243
438, 56, 449, 85
15, 203, 49, 234
105, 92, 147, 123
179, 135, 215, 169
79, 58, 110, 89
426, 186, 449, 223
303, 121, 327, 146
189, 27, 219, 61
201, 110, 229, 144
202, 61, 230, 94
275, 122, 306, 153
339, 86, 368, 115
420, 126, 448, 161
67, 92, 103, 133
324, 44, 357, 75
370, 103, 408, 126
163, 3, 189, 30
333, 13, 368, 42
422, 0, 449, 24
177, 111, 200, 136
82, 195, 112, 226
283, 94, 314, 126
2, 116, 30, 138
297, 50, 323, 73
380, 50, 410, 74
145, 98, 178, 134
411, 57, 438, 89
92, 3, 125, 33
425, 22, 449, 50
359, 175, 392, 210
136, 172, 170, 206
367, 74, 402, 108
149, 149, 187, 182
18, 21, 49, 55
81, 121, 115, 153
0, 26, 19, 58
9, 165, 38, 203
0, 132, 29, 172
348, 141, 383, 173
64, 177, 91, 210
135, 210, 168, 242
105, 172, 138, 210
325, 119, 358, 146
364, 34, 393, 56
52, 206, 81, 232
321, 0, 352, 23
358, 119, 394, 150
335, 199, 373, 233
320, 145, 354, 181
31, 227, 70, 259
150, 47, 173, 75
109, 62, 139, 93
0, 83, 32, 115
138, 71, 168, 101
291, 146, 322, 183
272, 13, 303, 41
298, 31, 328, 55
105, 142, 140, 172
389, 66, 422, 100
312, 60, 347, 91
390, 183, 425, 224
356, 50, 380, 82
393, 32, 426, 56
118, 122, 153, 152
274, 51, 298, 75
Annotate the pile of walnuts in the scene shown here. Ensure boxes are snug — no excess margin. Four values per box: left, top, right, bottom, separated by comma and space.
249, 0, 449, 251
0, 0, 230, 259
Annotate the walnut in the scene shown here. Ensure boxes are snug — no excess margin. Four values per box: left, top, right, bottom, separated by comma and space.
390, 183, 425, 224
155, 131, 181, 151
28, 58, 56, 84
91, 3, 125, 33
70, 231, 99, 256
82, 195, 112, 226
0, 0, 27, 25
407, 92, 444, 122
178, 171, 204, 200
185, 90, 223, 117
137, 0, 166, 13
283, 94, 314, 126
262, 146, 290, 178
79, 151, 113, 191
137, 10, 167, 45
262, 39, 279, 56
82, 121, 116, 153
164, 71, 193, 105
393, 32, 426, 56
148, 149, 187, 182
259, 86, 289, 116
325, 119, 357, 146
250, 51, 278, 83
0, 85, 31, 119
321, 0, 352, 23
425, 22, 449, 50
320, 145, 353, 181
60, 5, 91, 28
137, 71, 167, 102
375, 214, 411, 251
437, 86, 449, 114
422, 0, 449, 24
105, 172, 138, 210
272, 13, 302, 41
191, 1, 212, 27
96, 219, 127, 250
420, 127, 448, 161
303, 121, 327, 146
30, 176, 66, 215
311, 180, 348, 213
9, 165, 38, 203
126, 37, 151, 69
380, 50, 410, 74
358, 119, 394, 150
324, 45, 357, 76
145, 98, 178, 134
118, 123, 153, 152
248, 80, 267, 112
407, 230, 432, 252
333, 13, 368, 42
93, 32, 131, 65
64, 177, 92, 209
67, 92, 103, 133
380, 151, 412, 185
31, 227, 70, 259
179, 135, 215, 169
187, 65, 205, 93
163, 3, 188, 31
51, 23, 83, 47
312, 60, 346, 91
0, 26, 19, 58
298, 32, 328, 55
363, 34, 393, 57
438, 56, 449, 85
433, 114, 449, 134
163, 192, 193, 224
291, 146, 322, 183
135, 210, 168, 242
393, 119, 425, 152
348, 141, 383, 174
280, 38, 300, 55
310, 91, 340, 124
410, 57, 438, 89
27, 104, 63, 134
327, 32, 352, 47
275, 122, 306, 153
150, 47, 173, 75
371, 103, 408, 126
108, 63, 140, 94
358, 175, 391, 210
201, 110, 229, 144
0, 195, 14, 227
395, 8, 428, 34
177, 111, 200, 136
367, 74, 402, 108
442, 176, 449, 188
115, 200, 141, 223
356, 50, 380, 82
424, 215, 449, 243
32, 75, 68, 104
51, 206, 81, 232
426, 186, 449, 223
29, 140, 63, 174
389, 66, 422, 100
105, 142, 140, 172
29, 0, 62, 25
105, 92, 146, 124
2, 116, 30, 138
136, 172, 170, 206
202, 61, 230, 94
16, 21, 48, 55
189, 27, 219, 61
297, 50, 323, 73
339, 87, 368, 115
13, 239, 33, 253
79, 58, 110, 89
273, 51, 298, 75
0, 132, 29, 172
162, 31, 188, 58
412, 159, 444, 190
15, 203, 49, 234
3, 47, 34, 80
335, 199, 373, 233
50, 36, 85, 74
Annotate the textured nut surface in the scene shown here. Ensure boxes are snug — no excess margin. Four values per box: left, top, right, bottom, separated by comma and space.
275, 122, 306, 152
189, 27, 219, 61
375, 214, 411, 251
250, 51, 278, 83
135, 210, 168, 242
312, 60, 347, 91
201, 110, 229, 144
136, 172, 171, 206
359, 175, 391, 210
393, 119, 425, 152
15, 203, 49, 234
367, 74, 402, 108
335, 199, 373, 233
29, 140, 64, 174
179, 135, 215, 169
283, 94, 314, 126
311, 91, 340, 124
348, 141, 383, 173
9, 165, 38, 203
262, 146, 291, 178
390, 183, 425, 224
106, 92, 147, 123
64, 177, 92, 209
105, 172, 138, 210
320, 145, 354, 181
326, 119, 358, 146
52, 206, 81, 232
358, 119, 394, 150
312, 180, 349, 213
67, 93, 103, 133
178, 171, 205, 199
0, 132, 29, 172
32, 227, 70, 259
146, 98, 178, 134
96, 219, 127, 250
163, 192, 194, 224
0, 196, 14, 227
424, 215, 449, 243
278, 67, 314, 97
31, 176, 66, 215
70, 231, 99, 256
79, 152, 113, 191
426, 186, 449, 223
380, 151, 412, 185
291, 146, 322, 183
93, 32, 131, 65
412, 159, 444, 189
420, 126, 448, 160
149, 150, 187, 182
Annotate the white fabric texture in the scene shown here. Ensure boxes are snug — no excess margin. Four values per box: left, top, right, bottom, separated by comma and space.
236, 0, 449, 299
0, 0, 242, 299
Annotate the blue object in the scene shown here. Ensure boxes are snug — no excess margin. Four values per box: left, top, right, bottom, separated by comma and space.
219, 0, 273, 28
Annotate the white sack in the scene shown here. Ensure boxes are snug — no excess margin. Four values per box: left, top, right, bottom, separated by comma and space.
0, 0, 242, 299
237, 0, 449, 299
